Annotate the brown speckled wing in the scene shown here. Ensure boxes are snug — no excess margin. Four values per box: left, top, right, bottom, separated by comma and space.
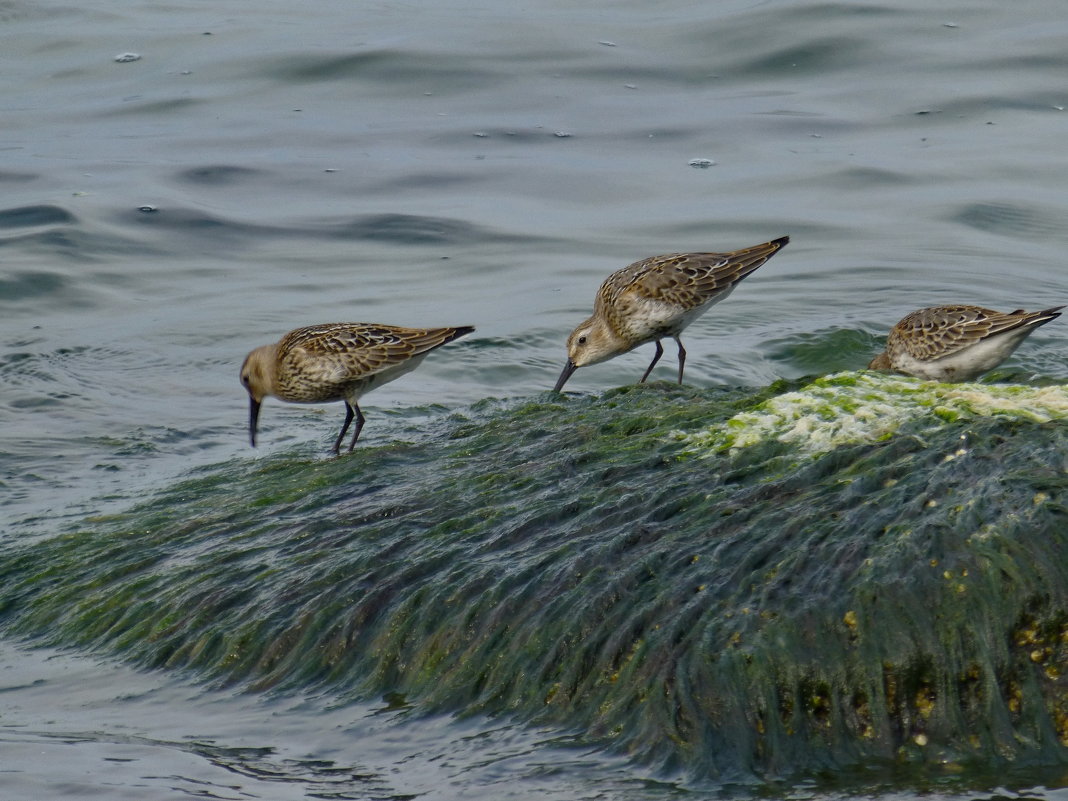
276, 323, 472, 400
601, 236, 788, 310
890, 305, 1031, 361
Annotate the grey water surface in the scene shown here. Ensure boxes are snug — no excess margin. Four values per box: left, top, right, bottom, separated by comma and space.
3, 0, 1068, 798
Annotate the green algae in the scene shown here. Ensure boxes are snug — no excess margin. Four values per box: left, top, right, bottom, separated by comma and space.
1, 381, 1067, 782
673, 372, 1068, 456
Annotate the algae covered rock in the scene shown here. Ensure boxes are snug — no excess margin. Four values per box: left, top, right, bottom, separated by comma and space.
1, 375, 1066, 780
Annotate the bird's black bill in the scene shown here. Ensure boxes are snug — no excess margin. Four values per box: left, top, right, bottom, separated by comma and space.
248, 397, 261, 447
553, 360, 578, 392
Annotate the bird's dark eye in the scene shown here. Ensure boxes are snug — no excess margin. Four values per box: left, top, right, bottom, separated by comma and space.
577, 335, 587, 345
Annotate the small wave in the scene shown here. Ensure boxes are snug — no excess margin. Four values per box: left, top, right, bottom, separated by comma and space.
0, 271, 71, 302
951, 202, 1067, 240
260, 48, 500, 93
0, 204, 76, 229
319, 212, 515, 245
174, 165, 268, 186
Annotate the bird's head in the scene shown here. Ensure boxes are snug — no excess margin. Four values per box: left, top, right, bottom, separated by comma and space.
553, 316, 621, 391
240, 344, 278, 447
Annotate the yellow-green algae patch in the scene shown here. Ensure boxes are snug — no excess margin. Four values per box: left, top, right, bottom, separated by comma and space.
673, 372, 1068, 455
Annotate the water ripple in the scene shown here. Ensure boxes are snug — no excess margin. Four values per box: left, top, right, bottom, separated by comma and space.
951, 202, 1067, 240
260, 48, 502, 92
0, 204, 76, 228
175, 165, 269, 186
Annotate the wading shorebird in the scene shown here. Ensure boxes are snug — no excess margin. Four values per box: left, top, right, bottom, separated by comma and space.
240, 322, 474, 454
868, 304, 1062, 382
553, 236, 789, 391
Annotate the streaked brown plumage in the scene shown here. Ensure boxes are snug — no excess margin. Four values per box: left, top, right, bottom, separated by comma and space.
554, 236, 789, 391
240, 323, 474, 454
868, 304, 1062, 381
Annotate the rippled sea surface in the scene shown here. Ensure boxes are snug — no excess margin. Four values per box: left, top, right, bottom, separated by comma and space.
3, 0, 1068, 798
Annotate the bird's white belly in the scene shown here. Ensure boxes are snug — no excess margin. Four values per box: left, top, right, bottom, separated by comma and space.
622, 287, 735, 342
898, 332, 1027, 381
346, 353, 428, 401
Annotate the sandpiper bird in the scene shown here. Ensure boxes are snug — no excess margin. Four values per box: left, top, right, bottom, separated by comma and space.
240, 323, 474, 454
868, 304, 1062, 381
553, 236, 789, 391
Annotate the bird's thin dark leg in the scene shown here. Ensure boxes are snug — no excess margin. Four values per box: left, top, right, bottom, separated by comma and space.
332, 403, 355, 455
347, 403, 366, 452
675, 337, 686, 384
639, 340, 664, 383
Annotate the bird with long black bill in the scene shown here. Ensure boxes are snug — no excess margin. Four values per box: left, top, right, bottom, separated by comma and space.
240, 322, 474, 454
553, 236, 789, 391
